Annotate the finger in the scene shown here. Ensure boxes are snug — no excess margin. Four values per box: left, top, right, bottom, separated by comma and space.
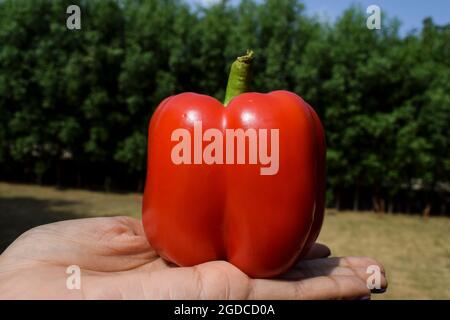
285, 257, 387, 293
338, 256, 386, 276
281, 265, 356, 280
281, 265, 387, 292
249, 275, 371, 300
302, 243, 331, 260
294, 256, 385, 276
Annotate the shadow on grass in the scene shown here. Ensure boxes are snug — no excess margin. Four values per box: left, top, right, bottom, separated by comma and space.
0, 196, 88, 253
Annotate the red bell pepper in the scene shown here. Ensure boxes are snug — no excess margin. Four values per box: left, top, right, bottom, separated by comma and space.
142, 51, 326, 278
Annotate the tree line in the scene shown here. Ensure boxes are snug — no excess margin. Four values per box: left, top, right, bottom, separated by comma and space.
0, 0, 448, 215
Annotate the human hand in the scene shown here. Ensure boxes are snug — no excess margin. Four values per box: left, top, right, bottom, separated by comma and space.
0, 216, 386, 299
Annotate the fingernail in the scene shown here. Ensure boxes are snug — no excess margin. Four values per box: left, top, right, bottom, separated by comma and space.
359, 295, 371, 300
372, 288, 387, 294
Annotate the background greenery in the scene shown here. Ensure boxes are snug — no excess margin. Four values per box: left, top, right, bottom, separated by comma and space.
0, 0, 449, 215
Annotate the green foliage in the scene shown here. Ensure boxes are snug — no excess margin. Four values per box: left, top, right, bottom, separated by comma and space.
0, 0, 448, 213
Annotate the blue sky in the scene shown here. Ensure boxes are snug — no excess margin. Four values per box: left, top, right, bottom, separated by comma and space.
192, 0, 450, 35
301, 0, 450, 34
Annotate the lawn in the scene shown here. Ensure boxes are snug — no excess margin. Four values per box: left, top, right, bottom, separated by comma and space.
0, 182, 449, 299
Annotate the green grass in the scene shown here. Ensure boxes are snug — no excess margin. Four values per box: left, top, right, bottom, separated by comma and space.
1, 182, 449, 299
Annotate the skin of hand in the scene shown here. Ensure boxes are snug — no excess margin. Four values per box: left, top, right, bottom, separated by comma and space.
0, 216, 387, 299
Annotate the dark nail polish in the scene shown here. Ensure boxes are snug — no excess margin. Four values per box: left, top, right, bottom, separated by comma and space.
372, 288, 387, 294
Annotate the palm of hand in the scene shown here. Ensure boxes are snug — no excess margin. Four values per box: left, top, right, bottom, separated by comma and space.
0, 216, 386, 299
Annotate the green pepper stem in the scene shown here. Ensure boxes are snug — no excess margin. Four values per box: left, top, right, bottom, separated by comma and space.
223, 50, 254, 106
